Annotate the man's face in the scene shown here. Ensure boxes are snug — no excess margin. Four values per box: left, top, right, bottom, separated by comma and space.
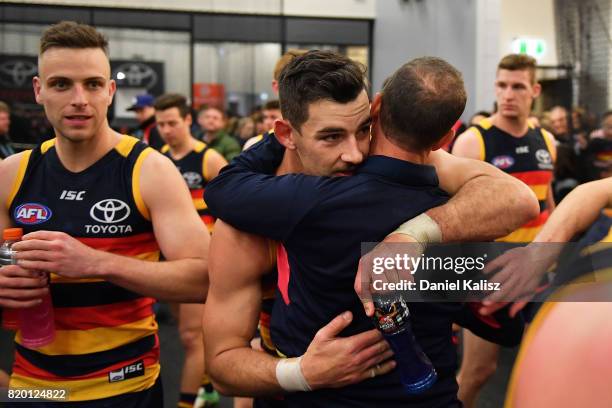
550, 108, 569, 136
134, 106, 155, 124
290, 90, 371, 177
602, 115, 612, 140
495, 69, 539, 120
156, 107, 191, 148
0, 111, 9, 135
263, 108, 282, 132
33, 47, 115, 143
198, 108, 225, 134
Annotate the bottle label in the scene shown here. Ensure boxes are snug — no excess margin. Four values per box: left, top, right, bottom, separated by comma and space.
373, 297, 410, 335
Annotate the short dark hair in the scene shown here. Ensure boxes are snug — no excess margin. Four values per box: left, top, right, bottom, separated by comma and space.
264, 100, 280, 111
154, 93, 190, 118
278, 50, 367, 130
40, 21, 108, 56
380, 57, 467, 151
198, 105, 225, 118
498, 54, 537, 84
0, 101, 9, 114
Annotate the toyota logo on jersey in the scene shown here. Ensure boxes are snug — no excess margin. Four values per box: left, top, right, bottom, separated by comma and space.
90, 199, 131, 224
14, 203, 53, 225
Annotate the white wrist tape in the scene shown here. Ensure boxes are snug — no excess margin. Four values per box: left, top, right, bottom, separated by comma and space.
392, 213, 442, 250
275, 356, 311, 392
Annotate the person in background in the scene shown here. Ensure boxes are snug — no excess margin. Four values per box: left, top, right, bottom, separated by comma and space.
127, 93, 164, 151
549, 105, 580, 202
261, 100, 281, 133
235, 117, 256, 147
197, 106, 241, 162
0, 101, 15, 159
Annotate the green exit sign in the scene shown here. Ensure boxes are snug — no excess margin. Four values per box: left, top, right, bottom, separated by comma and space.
511, 38, 546, 59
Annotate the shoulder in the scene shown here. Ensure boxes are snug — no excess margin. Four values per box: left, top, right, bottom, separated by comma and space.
451, 126, 485, 160
0, 151, 33, 208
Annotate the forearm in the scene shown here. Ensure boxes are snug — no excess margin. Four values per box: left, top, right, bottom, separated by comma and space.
428, 175, 539, 241
535, 179, 612, 242
209, 347, 283, 396
96, 254, 208, 302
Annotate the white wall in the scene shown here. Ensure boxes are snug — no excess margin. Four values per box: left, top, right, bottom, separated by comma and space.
373, 0, 478, 120
474, 0, 501, 113
17, 0, 376, 18
283, 0, 375, 18
499, 0, 558, 66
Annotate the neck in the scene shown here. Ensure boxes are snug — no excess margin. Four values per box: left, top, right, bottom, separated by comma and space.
169, 135, 196, 160
54, 123, 121, 173
370, 124, 429, 164
491, 113, 529, 137
276, 149, 303, 176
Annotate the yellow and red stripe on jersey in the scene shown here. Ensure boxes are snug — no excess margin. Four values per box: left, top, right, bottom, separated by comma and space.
9, 232, 160, 401
497, 170, 553, 243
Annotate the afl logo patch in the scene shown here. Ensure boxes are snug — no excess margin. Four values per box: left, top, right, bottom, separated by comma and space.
492, 155, 515, 169
536, 149, 552, 165
14, 203, 53, 225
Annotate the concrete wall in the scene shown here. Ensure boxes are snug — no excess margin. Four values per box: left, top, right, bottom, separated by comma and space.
499, 0, 558, 66
17, 0, 376, 18
373, 0, 478, 119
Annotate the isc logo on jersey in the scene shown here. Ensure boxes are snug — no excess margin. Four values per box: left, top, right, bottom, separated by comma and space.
492, 155, 515, 170
14, 203, 52, 225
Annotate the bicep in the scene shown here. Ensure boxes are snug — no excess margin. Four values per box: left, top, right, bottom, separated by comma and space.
205, 221, 272, 350
140, 152, 210, 261
0, 153, 26, 232
451, 129, 484, 160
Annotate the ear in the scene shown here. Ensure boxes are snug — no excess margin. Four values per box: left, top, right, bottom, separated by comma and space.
274, 119, 297, 150
271, 79, 279, 95
108, 79, 117, 106
185, 113, 193, 126
532, 82, 542, 99
432, 129, 455, 151
33, 76, 43, 105
370, 93, 382, 119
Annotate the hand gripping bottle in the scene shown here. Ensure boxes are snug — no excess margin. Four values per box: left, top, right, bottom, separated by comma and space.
0, 228, 55, 347
372, 294, 437, 394
1, 228, 23, 330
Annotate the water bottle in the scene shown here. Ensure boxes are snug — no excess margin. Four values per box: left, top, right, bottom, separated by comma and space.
372, 294, 437, 394
1, 228, 23, 330
0, 228, 55, 348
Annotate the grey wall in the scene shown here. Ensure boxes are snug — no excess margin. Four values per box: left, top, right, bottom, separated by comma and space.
373, 0, 478, 119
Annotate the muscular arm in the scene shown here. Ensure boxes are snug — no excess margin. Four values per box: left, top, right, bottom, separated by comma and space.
98, 152, 210, 302
0, 153, 49, 308
15, 152, 210, 303
535, 177, 612, 242
203, 221, 279, 395
205, 135, 337, 240
205, 222, 394, 396
426, 148, 539, 241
